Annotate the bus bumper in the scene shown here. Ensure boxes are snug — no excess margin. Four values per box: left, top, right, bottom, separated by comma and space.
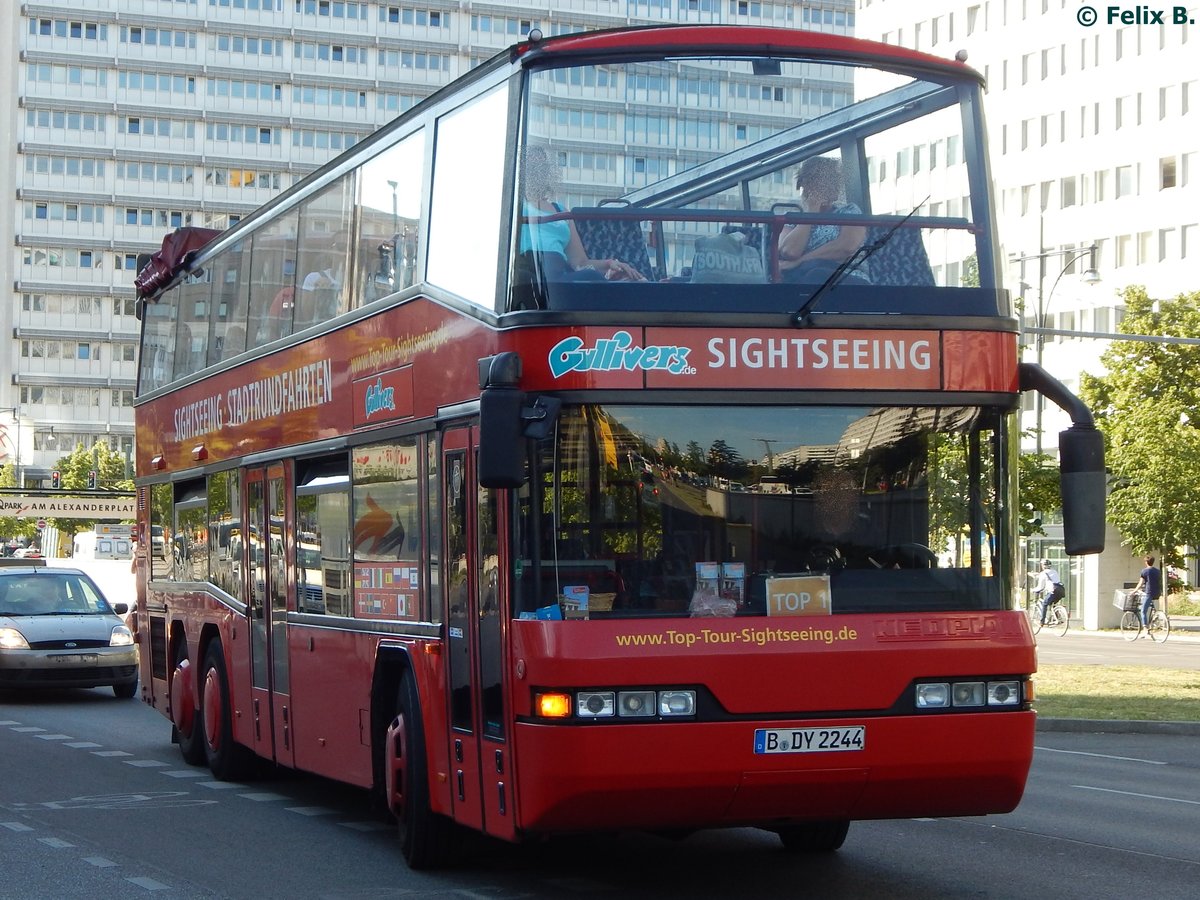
511, 710, 1034, 834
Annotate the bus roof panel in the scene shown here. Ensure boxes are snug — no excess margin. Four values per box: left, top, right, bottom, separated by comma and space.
516, 25, 982, 86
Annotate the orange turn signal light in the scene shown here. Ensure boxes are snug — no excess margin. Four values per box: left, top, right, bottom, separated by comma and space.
535, 692, 572, 718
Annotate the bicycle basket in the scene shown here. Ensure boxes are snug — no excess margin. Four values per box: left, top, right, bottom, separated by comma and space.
1122, 591, 1142, 612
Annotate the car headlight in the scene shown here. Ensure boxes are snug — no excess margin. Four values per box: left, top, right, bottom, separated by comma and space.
1, 627, 31, 650
109, 625, 134, 647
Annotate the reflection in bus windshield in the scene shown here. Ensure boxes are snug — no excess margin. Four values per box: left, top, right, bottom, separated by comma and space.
514, 404, 1002, 619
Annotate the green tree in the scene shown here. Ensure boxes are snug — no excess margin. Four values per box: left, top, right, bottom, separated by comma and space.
1016, 449, 1061, 537
1078, 285, 1200, 564
0, 463, 38, 546
47, 442, 136, 538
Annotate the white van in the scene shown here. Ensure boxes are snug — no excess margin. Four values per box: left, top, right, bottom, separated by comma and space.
73, 530, 133, 561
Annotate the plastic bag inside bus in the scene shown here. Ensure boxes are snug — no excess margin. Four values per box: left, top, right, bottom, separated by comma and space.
511, 403, 1011, 620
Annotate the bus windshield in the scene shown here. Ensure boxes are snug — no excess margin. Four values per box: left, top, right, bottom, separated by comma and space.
513, 403, 1007, 619
513, 52, 988, 313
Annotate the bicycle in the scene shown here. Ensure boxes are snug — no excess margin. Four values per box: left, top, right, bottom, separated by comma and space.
1027, 590, 1069, 636
1119, 590, 1171, 642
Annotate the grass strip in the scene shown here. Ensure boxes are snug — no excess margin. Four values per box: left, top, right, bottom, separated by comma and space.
1034, 665, 1200, 721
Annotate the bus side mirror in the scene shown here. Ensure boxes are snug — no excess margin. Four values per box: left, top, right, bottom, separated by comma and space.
1058, 425, 1106, 556
479, 387, 528, 489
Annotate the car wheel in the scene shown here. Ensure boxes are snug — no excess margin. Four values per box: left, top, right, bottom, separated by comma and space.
113, 679, 138, 699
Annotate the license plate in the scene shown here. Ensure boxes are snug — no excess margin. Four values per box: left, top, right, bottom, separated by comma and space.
754, 726, 865, 754
50, 654, 98, 665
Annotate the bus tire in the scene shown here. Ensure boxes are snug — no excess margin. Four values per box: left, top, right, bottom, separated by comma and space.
775, 820, 850, 852
391, 673, 456, 869
171, 656, 207, 766
200, 641, 256, 781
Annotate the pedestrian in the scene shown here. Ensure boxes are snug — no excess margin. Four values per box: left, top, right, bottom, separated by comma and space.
1030, 558, 1063, 625
1134, 554, 1162, 627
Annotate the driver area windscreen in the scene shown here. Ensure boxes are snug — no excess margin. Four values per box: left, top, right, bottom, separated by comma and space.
512, 404, 1011, 619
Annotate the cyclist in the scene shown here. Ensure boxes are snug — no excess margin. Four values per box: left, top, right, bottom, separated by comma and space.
1134, 554, 1162, 627
1030, 558, 1064, 625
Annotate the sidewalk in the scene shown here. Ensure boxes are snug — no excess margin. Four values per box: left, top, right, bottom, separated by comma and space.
1038, 717, 1200, 735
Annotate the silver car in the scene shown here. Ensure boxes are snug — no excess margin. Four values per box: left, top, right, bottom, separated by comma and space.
0, 566, 138, 698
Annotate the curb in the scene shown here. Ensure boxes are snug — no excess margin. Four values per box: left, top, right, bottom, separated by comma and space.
1037, 717, 1200, 736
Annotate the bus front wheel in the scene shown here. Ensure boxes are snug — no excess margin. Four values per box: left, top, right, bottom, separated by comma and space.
389, 673, 456, 869
775, 820, 850, 852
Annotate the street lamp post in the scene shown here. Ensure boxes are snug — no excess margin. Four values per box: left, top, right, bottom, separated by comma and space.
1010, 228, 1101, 456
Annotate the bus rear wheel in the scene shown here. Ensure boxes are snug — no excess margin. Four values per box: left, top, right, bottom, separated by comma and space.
200, 642, 256, 781
390, 674, 456, 869
171, 655, 207, 766
775, 820, 850, 852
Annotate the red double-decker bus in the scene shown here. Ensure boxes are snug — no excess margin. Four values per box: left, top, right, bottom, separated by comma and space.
132, 25, 1106, 867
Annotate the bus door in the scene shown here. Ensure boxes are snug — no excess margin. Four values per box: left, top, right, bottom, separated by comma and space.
442, 425, 513, 840
245, 464, 295, 767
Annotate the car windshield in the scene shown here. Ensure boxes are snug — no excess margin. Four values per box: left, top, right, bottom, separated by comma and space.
0, 573, 114, 616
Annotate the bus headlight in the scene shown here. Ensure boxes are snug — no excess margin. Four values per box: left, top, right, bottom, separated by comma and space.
915, 683, 950, 708
658, 690, 696, 716
618, 690, 656, 717
916, 679, 1026, 711
576, 691, 615, 717
987, 681, 1021, 706
952, 681, 986, 707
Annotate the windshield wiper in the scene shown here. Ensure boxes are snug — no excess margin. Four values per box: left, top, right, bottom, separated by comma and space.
792, 196, 928, 327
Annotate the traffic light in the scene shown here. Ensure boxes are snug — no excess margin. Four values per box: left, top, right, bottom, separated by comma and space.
88, 470, 98, 490
51, 470, 61, 490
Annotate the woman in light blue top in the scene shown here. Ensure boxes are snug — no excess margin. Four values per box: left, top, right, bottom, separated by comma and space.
520, 146, 644, 281
777, 156, 869, 284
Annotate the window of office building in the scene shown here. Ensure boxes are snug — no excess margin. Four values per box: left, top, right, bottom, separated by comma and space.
1115, 165, 1134, 198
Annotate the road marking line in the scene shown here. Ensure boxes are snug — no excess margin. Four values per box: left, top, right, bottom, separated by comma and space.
1073, 784, 1200, 805
38, 837, 75, 848
35, 734, 73, 740
11, 726, 46, 733
83, 857, 119, 868
240, 792, 289, 802
125, 876, 171, 891
65, 742, 103, 749
285, 806, 337, 816
340, 821, 389, 832
1, 822, 35, 832
160, 770, 209, 779
123, 760, 171, 768
1036, 746, 1167, 765
196, 781, 242, 790
92, 750, 133, 758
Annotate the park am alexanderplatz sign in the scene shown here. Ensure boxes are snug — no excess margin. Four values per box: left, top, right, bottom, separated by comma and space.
0, 492, 136, 520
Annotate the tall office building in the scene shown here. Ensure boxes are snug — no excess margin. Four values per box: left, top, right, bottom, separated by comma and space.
858, 0, 1197, 438
2, 0, 857, 487
858, 0, 1199, 620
